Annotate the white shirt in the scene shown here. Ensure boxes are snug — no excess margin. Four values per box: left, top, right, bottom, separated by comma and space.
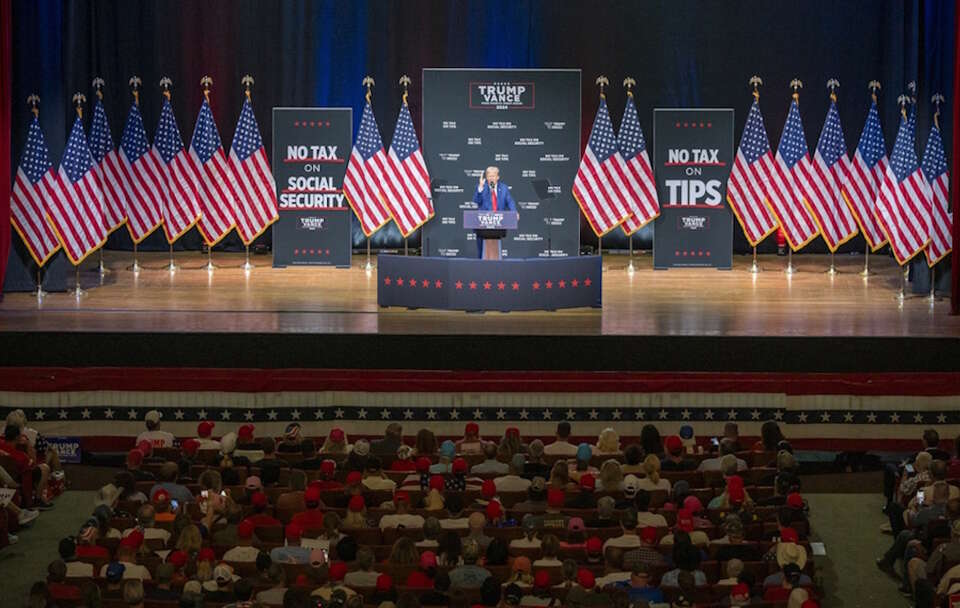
636, 477, 672, 492
122, 526, 170, 545
602, 534, 641, 552
543, 440, 578, 456
636, 512, 668, 528
100, 561, 151, 580
379, 513, 425, 529
510, 537, 542, 549
363, 477, 397, 491
135, 431, 174, 448
441, 517, 471, 529
697, 457, 747, 472
595, 572, 630, 587
494, 475, 531, 492
222, 546, 261, 562
197, 438, 221, 450
66, 561, 94, 577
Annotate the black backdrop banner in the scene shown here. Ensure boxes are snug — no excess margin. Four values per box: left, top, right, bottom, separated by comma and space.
4, 0, 956, 292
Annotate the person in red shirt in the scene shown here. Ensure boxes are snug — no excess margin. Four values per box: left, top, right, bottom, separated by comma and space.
241, 492, 281, 529
291, 486, 326, 529
0, 423, 51, 508
763, 564, 803, 602
312, 460, 343, 491
46, 560, 81, 601
390, 445, 417, 471
406, 550, 438, 588
75, 520, 111, 559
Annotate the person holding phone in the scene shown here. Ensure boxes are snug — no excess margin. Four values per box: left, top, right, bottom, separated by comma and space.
473, 166, 517, 259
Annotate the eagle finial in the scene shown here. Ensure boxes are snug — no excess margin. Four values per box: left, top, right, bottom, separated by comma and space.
623, 77, 636, 98
749, 75, 762, 100
362, 76, 375, 104
399, 75, 411, 105
868, 80, 881, 103
596, 75, 609, 99
200, 75, 213, 103
92, 77, 105, 100
242, 75, 254, 101
826, 78, 840, 102
26, 94, 40, 118
129, 75, 142, 105
159, 76, 173, 101
72, 92, 87, 118
932, 93, 945, 128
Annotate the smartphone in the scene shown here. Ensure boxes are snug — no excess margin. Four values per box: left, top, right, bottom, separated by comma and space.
905, 464, 915, 474
711, 437, 720, 448
916, 490, 925, 505
201, 490, 209, 498
170, 499, 179, 510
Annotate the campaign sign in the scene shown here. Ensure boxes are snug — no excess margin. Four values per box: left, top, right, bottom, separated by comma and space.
272, 108, 352, 268
45, 436, 82, 464
652, 109, 734, 269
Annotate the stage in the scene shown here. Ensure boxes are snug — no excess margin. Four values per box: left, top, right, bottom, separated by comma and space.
0, 250, 957, 372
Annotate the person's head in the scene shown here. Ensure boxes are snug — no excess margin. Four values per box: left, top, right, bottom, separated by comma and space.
932, 481, 951, 505
630, 561, 651, 587
415, 429, 437, 456
176, 524, 203, 553
633, 487, 651, 512
761, 421, 785, 450
777, 450, 797, 473
597, 496, 616, 520
509, 452, 526, 475
300, 439, 317, 459
561, 558, 578, 582
144, 410, 161, 431
642, 453, 662, 484
462, 538, 481, 565
549, 460, 569, 487
720, 453, 739, 477
621, 508, 638, 533
58, 537, 77, 561
123, 579, 145, 607
624, 443, 643, 466
528, 439, 545, 461
600, 459, 623, 489
484, 166, 500, 185
468, 511, 487, 533
158, 461, 178, 482
233, 578, 254, 602
915, 450, 933, 474
639, 425, 662, 456
485, 537, 509, 565
5, 423, 22, 442
541, 533, 560, 558
724, 515, 745, 542
597, 427, 620, 453
719, 438, 739, 457
480, 575, 502, 605
47, 559, 67, 583
389, 537, 420, 566
556, 421, 571, 440
924, 428, 941, 448
724, 422, 740, 441
440, 530, 462, 563
433, 570, 451, 592
136, 503, 156, 528
334, 535, 358, 562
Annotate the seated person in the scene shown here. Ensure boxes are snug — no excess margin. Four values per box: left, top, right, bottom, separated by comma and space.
661, 435, 697, 471
456, 422, 485, 455
603, 509, 642, 551
135, 410, 174, 448
379, 490, 425, 529
543, 422, 578, 457
448, 539, 492, 589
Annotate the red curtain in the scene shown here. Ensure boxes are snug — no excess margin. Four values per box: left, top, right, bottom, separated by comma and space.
0, 0, 11, 293
953, 1, 960, 314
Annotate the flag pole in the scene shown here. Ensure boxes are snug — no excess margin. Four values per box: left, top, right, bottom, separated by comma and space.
91, 82, 111, 277
204, 247, 216, 272
364, 238, 373, 272
784, 79, 802, 276
627, 233, 635, 274
97, 248, 110, 276
897, 264, 906, 304
71, 265, 86, 298
243, 245, 254, 271
201, 76, 218, 273
824, 80, 840, 278
165, 243, 178, 273
826, 252, 837, 276
241, 77, 256, 273
128, 241, 141, 273
929, 265, 937, 302
747, 78, 762, 275
35, 268, 46, 299
748, 246, 760, 273
860, 243, 872, 277
127, 78, 143, 274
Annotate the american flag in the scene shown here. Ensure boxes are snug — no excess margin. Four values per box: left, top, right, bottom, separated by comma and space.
764, 100, 821, 250
382, 103, 433, 238
875, 105, 932, 265
921, 117, 951, 266
617, 94, 659, 234
154, 97, 201, 243
88, 98, 129, 233
10, 117, 61, 266
46, 115, 107, 264
726, 100, 780, 247
229, 98, 278, 245
841, 99, 889, 250
188, 98, 238, 246
118, 102, 165, 243
343, 101, 391, 236
801, 99, 859, 251
572, 98, 631, 236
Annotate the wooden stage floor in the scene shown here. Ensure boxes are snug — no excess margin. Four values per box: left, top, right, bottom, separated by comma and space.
1, 250, 957, 338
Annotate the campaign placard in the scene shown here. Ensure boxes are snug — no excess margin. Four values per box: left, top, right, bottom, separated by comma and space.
44, 436, 82, 464
272, 108, 352, 268
422, 69, 581, 259
652, 109, 734, 269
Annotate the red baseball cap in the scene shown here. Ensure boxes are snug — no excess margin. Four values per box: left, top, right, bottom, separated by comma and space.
577, 568, 595, 589
465, 422, 479, 435
585, 536, 603, 554
320, 459, 336, 476
197, 547, 216, 562
420, 551, 437, 569
238, 520, 255, 539
641, 526, 658, 544
534, 570, 551, 588
151, 488, 170, 503
304, 486, 322, 504
452, 457, 468, 474
485, 500, 503, 520
416, 456, 432, 472
329, 428, 345, 442
676, 509, 695, 532
481, 479, 497, 498
348, 495, 365, 512
429, 475, 445, 490
376, 572, 393, 591
328, 561, 348, 582
579, 473, 596, 491
168, 550, 188, 568
250, 491, 268, 508
786, 493, 804, 509
345, 471, 363, 485
665, 435, 683, 454
285, 523, 302, 541
182, 438, 200, 456
547, 488, 565, 508
127, 449, 144, 466
197, 420, 215, 438
394, 490, 410, 504
505, 427, 520, 438
238, 424, 255, 441
780, 527, 799, 543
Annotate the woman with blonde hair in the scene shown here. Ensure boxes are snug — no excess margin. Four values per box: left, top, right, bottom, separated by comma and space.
175, 524, 203, 555
320, 428, 350, 454
388, 536, 420, 567
415, 429, 438, 457
636, 454, 671, 492
595, 427, 621, 454
548, 460, 571, 490
598, 459, 624, 492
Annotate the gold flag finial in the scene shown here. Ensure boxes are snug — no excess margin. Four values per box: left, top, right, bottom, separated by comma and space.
826, 78, 840, 103
92, 77, 105, 100
790, 78, 803, 102
749, 76, 763, 101
623, 77, 636, 98
897, 94, 910, 119
399, 75, 411, 105
26, 94, 40, 118
129, 75, 142, 105
931, 93, 945, 128
72, 92, 86, 118
200, 75, 213, 103
159, 76, 173, 101
868, 80, 881, 104
362, 76, 375, 104
242, 75, 254, 101
596, 75, 609, 99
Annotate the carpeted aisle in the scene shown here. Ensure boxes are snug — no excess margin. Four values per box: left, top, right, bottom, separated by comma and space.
0, 491, 94, 604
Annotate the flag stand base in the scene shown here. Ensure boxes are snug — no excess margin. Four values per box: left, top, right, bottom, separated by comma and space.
747, 247, 761, 274
928, 267, 939, 303
35, 270, 47, 299
363, 240, 375, 273
242, 246, 254, 272
96, 249, 110, 275
825, 253, 838, 276
626, 235, 635, 274
203, 250, 217, 272
126, 244, 141, 273
859, 246, 874, 277
163, 246, 178, 273
70, 267, 86, 298
784, 250, 796, 275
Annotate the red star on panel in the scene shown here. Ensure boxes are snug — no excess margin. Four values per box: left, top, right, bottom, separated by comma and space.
545, 280, 553, 289
558, 280, 566, 288
421, 279, 430, 288
309, 249, 315, 255
396, 278, 404, 286
497, 281, 505, 291
383, 277, 391, 285
434, 280, 443, 289
584, 278, 592, 286
482, 281, 492, 290
532, 281, 540, 290
294, 248, 299, 255
571, 279, 579, 287
408, 278, 417, 288
455, 281, 463, 290
511, 281, 519, 291
469, 281, 477, 290
325, 249, 331, 255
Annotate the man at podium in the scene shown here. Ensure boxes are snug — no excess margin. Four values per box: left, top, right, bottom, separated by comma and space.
473, 166, 517, 259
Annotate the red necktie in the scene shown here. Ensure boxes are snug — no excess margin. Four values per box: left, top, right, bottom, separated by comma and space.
491, 186, 498, 211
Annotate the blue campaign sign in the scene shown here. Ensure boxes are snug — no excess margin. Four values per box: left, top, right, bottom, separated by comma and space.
45, 436, 82, 464
652, 109, 734, 269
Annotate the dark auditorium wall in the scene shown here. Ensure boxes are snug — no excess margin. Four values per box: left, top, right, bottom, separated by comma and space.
4, 0, 955, 289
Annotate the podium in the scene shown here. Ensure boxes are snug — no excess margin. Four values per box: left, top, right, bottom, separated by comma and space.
463, 210, 519, 260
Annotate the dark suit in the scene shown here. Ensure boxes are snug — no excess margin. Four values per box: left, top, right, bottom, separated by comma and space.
472, 181, 517, 258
